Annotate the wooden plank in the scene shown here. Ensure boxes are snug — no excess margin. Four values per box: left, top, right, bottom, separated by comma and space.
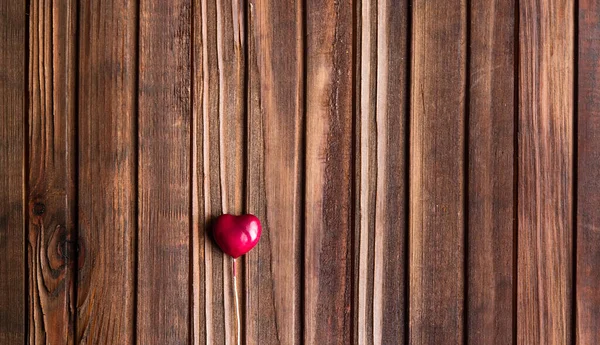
304, 0, 354, 343
352, 0, 409, 344
467, 0, 515, 343
137, 0, 192, 343
27, 0, 77, 343
191, 0, 246, 343
372, 0, 408, 342
576, 0, 600, 343
517, 0, 574, 343
76, 0, 137, 343
409, 0, 467, 343
246, 0, 303, 343
0, 0, 27, 342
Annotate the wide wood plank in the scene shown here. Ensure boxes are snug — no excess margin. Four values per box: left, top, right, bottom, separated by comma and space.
304, 0, 353, 343
27, 0, 78, 343
246, 0, 303, 343
191, 0, 246, 343
76, 0, 137, 343
517, 0, 574, 343
137, 0, 192, 343
576, 0, 600, 343
467, 0, 515, 343
409, 0, 467, 343
0, 0, 27, 342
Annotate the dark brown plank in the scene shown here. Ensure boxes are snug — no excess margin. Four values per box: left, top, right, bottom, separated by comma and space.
517, 0, 574, 343
352, 0, 409, 344
0, 0, 27, 342
577, 0, 600, 343
137, 0, 192, 343
191, 0, 246, 343
27, 0, 77, 343
76, 0, 137, 343
246, 0, 303, 343
409, 0, 467, 343
467, 0, 515, 343
304, 0, 354, 343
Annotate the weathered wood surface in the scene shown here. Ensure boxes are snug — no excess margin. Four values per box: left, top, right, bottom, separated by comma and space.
0, 0, 587, 344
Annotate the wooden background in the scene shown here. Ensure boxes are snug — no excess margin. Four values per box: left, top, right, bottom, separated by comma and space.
0, 0, 597, 344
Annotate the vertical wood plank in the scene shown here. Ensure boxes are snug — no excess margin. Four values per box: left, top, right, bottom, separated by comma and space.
467, 0, 515, 343
246, 0, 304, 343
409, 0, 467, 343
373, 0, 408, 342
0, 0, 27, 342
27, 0, 77, 343
353, 0, 409, 344
192, 0, 246, 343
137, 0, 192, 343
77, 0, 137, 343
304, 0, 354, 343
577, 0, 600, 343
517, 0, 574, 343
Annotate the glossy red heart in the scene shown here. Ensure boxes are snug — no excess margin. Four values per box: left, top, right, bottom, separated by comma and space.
212, 214, 262, 258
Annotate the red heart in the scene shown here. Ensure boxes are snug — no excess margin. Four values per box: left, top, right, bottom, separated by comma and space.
212, 214, 262, 258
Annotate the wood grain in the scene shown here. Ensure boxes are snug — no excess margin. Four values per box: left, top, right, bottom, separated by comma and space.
76, 0, 137, 343
192, 0, 246, 343
27, 0, 78, 343
353, 0, 409, 344
0, 0, 27, 342
137, 0, 192, 343
517, 0, 574, 343
304, 0, 353, 343
467, 0, 515, 343
576, 0, 600, 343
246, 0, 304, 344
409, 0, 467, 343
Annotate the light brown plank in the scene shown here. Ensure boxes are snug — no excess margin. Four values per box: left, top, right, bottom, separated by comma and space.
0, 0, 27, 342
517, 0, 574, 343
27, 0, 77, 343
76, 0, 137, 343
353, 0, 409, 344
137, 0, 192, 343
304, 0, 354, 343
577, 0, 600, 343
467, 0, 515, 343
191, 0, 246, 343
246, 0, 304, 343
409, 0, 467, 343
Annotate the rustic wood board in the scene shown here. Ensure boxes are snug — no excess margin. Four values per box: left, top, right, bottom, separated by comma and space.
517, 0, 574, 343
577, 0, 600, 343
27, 0, 78, 343
409, 0, 467, 343
137, 0, 192, 343
467, 0, 515, 343
77, 0, 137, 343
0, 0, 27, 343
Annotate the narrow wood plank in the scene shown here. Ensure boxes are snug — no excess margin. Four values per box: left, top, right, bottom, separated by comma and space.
246, 0, 303, 343
467, 0, 515, 343
0, 0, 27, 342
409, 0, 467, 343
353, 1, 409, 344
137, 0, 192, 342
27, 0, 77, 343
373, 0, 409, 342
577, 0, 600, 343
517, 0, 574, 343
192, 0, 246, 343
76, 0, 137, 343
304, 0, 354, 343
